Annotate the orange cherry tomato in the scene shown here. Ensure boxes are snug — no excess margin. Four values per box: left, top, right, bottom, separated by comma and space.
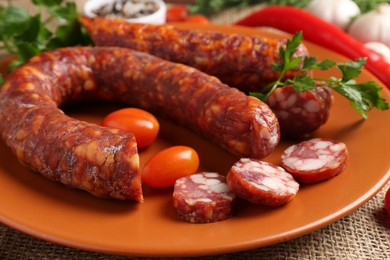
385, 187, 390, 216
102, 108, 159, 149
185, 15, 210, 24
166, 5, 188, 22
142, 146, 200, 188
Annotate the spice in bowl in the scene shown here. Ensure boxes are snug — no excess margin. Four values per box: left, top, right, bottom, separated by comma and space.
93, 0, 159, 19
84, 0, 166, 24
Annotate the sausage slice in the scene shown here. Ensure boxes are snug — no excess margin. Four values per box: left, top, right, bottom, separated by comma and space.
173, 172, 236, 223
227, 159, 299, 206
281, 138, 348, 183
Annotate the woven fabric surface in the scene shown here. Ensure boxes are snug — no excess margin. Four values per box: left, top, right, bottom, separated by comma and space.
0, 1, 389, 259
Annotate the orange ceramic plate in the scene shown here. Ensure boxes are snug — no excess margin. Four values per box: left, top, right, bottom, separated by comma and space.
0, 24, 389, 257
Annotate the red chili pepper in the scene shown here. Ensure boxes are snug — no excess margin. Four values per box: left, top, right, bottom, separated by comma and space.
235, 5, 390, 90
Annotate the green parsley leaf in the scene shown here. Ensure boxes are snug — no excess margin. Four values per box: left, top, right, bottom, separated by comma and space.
285, 56, 302, 71
0, 1, 92, 71
334, 81, 370, 118
285, 31, 303, 59
353, 81, 389, 110
315, 59, 337, 70
302, 56, 318, 70
249, 91, 268, 102
14, 15, 41, 43
290, 73, 316, 92
337, 58, 366, 82
271, 60, 284, 72
33, 0, 63, 7
302, 57, 336, 71
1, 6, 30, 37
14, 41, 40, 64
47, 2, 78, 20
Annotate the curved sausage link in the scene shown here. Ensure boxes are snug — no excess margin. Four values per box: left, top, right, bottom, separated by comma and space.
80, 16, 309, 92
0, 47, 280, 200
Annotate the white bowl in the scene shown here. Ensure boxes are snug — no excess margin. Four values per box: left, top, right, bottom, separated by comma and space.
83, 0, 166, 24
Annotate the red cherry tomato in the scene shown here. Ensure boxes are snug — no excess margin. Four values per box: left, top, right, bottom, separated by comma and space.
102, 108, 159, 149
166, 5, 188, 22
142, 146, 200, 188
185, 15, 210, 24
385, 187, 390, 216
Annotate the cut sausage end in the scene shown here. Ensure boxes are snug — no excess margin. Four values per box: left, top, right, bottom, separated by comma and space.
267, 85, 333, 138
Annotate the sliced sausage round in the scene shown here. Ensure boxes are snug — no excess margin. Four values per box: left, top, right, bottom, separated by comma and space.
172, 172, 236, 223
227, 159, 299, 206
281, 138, 348, 183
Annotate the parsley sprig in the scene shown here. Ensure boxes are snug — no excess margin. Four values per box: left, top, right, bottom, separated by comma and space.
250, 32, 389, 119
0, 0, 92, 84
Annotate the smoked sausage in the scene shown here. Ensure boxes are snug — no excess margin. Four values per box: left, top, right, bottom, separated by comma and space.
0, 47, 280, 200
80, 16, 309, 92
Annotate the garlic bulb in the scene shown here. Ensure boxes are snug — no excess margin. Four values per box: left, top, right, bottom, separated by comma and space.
364, 42, 390, 63
306, 0, 360, 30
348, 3, 390, 47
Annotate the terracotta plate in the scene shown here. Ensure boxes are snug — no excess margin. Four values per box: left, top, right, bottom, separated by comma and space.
0, 24, 389, 257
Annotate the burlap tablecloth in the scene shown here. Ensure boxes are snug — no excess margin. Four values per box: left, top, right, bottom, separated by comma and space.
1, 1, 389, 259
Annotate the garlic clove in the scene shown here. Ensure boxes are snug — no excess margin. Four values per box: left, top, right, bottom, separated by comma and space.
348, 3, 390, 47
306, 0, 360, 30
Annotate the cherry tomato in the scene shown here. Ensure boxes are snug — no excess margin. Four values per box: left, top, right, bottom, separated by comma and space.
166, 5, 188, 22
142, 146, 200, 188
102, 108, 159, 149
185, 15, 210, 24
385, 187, 390, 216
